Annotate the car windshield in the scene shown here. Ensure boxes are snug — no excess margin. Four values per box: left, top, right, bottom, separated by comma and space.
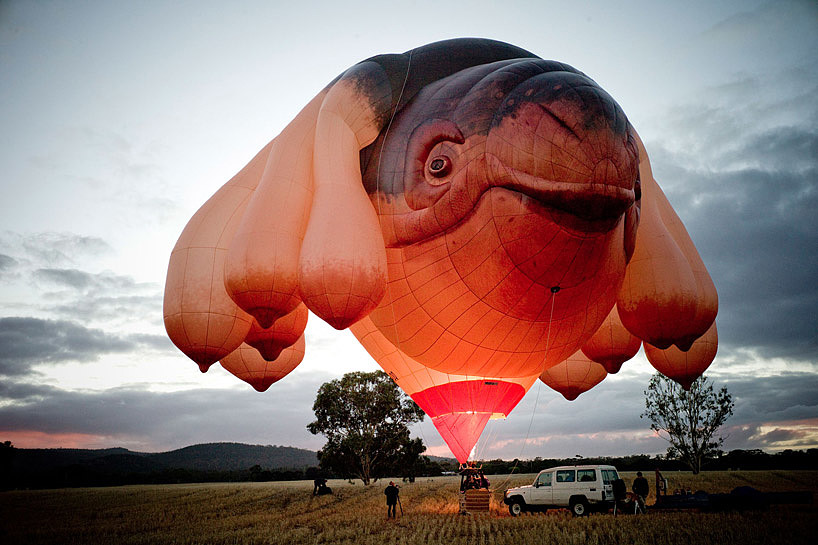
535, 472, 552, 487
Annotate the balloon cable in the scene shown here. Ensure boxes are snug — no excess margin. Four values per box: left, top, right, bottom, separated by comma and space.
494, 289, 558, 492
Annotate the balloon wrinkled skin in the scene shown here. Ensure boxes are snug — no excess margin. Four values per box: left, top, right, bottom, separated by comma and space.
163, 38, 719, 462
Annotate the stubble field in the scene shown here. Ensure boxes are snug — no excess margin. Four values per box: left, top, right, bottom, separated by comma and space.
1, 471, 815, 545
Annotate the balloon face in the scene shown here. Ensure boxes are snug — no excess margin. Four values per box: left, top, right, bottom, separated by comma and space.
220, 336, 305, 392
644, 322, 718, 390
363, 59, 640, 377
581, 305, 641, 374
350, 317, 538, 463
540, 350, 607, 401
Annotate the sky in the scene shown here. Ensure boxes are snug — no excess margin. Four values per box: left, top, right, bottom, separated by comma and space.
1, 0, 816, 460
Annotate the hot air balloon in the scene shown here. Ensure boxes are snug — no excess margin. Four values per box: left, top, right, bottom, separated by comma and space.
163, 38, 719, 462
220, 336, 306, 392
581, 306, 641, 374
350, 317, 538, 463
540, 350, 608, 401
644, 322, 718, 390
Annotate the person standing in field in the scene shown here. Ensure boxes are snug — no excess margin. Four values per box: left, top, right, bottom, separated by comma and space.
384, 481, 400, 518
632, 471, 649, 511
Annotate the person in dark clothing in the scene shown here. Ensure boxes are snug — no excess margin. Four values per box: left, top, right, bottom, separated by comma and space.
313, 478, 326, 496
384, 481, 400, 518
632, 471, 649, 511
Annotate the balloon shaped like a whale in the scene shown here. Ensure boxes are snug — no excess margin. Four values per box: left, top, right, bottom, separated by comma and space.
164, 39, 719, 459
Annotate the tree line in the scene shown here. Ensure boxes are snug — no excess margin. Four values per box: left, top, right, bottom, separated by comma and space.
3, 448, 815, 490
475, 449, 818, 475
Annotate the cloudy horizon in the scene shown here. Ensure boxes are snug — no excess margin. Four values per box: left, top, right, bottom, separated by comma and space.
1, 0, 816, 460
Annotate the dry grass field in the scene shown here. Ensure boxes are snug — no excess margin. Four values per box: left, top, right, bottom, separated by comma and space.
1, 471, 815, 545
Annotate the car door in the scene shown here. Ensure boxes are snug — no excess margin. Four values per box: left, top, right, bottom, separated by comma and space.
529, 471, 553, 506
577, 468, 598, 499
553, 469, 575, 505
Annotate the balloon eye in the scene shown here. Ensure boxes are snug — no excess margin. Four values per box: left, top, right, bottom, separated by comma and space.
428, 156, 451, 178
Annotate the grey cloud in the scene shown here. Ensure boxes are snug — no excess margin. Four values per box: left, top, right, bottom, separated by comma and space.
723, 372, 818, 422
21, 232, 112, 266
34, 268, 100, 290
34, 267, 147, 293
0, 374, 328, 452
0, 316, 167, 377
0, 231, 112, 268
26, 266, 164, 327
646, 83, 818, 361
52, 294, 165, 326
723, 423, 817, 451
0, 254, 18, 271
694, 0, 818, 86
1, 367, 815, 458
472, 371, 818, 459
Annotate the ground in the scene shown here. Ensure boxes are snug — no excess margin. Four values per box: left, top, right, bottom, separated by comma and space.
1, 471, 815, 544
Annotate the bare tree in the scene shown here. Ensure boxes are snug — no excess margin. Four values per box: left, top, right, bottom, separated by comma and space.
642, 374, 734, 473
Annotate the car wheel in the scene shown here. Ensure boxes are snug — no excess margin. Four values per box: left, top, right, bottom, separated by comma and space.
508, 500, 524, 516
570, 499, 589, 517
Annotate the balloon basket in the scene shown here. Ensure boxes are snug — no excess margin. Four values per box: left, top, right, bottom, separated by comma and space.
459, 489, 492, 514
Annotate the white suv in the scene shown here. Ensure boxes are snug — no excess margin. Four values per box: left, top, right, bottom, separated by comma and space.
504, 465, 620, 516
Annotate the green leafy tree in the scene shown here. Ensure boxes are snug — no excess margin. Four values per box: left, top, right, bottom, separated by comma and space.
642, 374, 734, 474
307, 371, 425, 485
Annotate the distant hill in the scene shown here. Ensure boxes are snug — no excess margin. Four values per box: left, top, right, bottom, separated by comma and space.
11, 442, 319, 474
146, 443, 319, 471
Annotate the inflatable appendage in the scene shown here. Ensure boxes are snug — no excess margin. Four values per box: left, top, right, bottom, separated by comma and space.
540, 350, 608, 401
244, 304, 308, 361
220, 336, 305, 392
644, 321, 718, 390
617, 135, 718, 351
581, 305, 641, 374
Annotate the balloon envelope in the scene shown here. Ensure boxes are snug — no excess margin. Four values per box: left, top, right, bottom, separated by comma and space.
220, 336, 305, 392
540, 350, 608, 401
351, 317, 538, 463
163, 39, 720, 459
617, 135, 717, 351
644, 322, 717, 390
581, 305, 641, 374
244, 304, 308, 361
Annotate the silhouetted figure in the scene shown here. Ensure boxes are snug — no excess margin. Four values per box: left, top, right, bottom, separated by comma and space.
313, 478, 332, 496
384, 481, 400, 518
633, 471, 649, 511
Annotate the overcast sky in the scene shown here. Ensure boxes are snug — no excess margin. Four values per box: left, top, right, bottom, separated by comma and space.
1, 0, 816, 460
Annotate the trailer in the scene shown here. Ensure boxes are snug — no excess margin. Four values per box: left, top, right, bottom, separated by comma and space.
650, 470, 812, 512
